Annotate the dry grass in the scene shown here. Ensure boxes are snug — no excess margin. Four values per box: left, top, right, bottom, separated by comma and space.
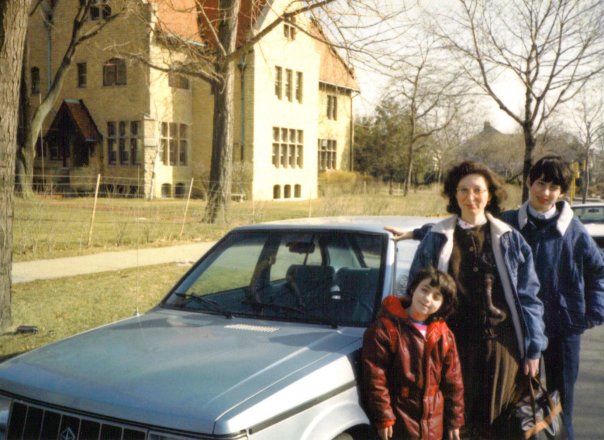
13, 184, 468, 262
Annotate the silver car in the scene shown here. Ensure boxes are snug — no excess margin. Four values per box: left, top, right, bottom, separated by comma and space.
571, 202, 604, 248
0, 216, 431, 440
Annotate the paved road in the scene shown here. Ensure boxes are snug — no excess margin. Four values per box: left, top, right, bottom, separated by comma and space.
10, 242, 604, 438
12, 242, 215, 284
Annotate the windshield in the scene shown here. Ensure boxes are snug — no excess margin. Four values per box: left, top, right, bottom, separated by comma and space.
163, 229, 387, 326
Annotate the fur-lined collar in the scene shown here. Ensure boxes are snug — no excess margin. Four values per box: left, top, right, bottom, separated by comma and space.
517, 200, 573, 236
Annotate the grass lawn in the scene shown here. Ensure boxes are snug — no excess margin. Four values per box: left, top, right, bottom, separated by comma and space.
2, 263, 187, 360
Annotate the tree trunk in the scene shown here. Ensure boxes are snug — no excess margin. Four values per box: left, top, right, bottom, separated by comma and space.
0, 0, 31, 332
403, 145, 413, 197
203, 0, 240, 223
582, 154, 589, 204
17, 36, 33, 197
521, 124, 536, 202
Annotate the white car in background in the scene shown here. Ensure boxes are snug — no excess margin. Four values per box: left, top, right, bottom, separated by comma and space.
0, 216, 431, 440
571, 202, 604, 249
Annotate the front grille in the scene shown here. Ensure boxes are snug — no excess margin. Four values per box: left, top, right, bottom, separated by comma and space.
6, 401, 147, 440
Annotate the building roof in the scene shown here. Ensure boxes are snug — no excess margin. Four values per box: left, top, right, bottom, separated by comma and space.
47, 99, 102, 143
153, 0, 358, 91
309, 19, 358, 92
153, 0, 204, 43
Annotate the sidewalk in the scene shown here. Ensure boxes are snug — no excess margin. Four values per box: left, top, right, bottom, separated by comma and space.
9, 242, 604, 438
12, 242, 216, 284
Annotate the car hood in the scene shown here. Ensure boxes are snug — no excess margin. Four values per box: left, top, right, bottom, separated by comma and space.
0, 309, 362, 434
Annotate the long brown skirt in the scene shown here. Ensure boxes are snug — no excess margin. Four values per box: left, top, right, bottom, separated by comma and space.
458, 325, 521, 439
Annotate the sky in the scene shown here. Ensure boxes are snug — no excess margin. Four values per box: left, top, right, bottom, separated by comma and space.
352, 67, 522, 134
346, 0, 524, 135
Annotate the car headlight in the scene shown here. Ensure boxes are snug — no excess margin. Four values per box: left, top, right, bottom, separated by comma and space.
0, 395, 12, 440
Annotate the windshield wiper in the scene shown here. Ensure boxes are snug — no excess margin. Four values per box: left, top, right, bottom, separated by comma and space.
174, 293, 233, 319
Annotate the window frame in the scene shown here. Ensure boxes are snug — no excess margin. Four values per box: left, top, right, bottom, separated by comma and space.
77, 62, 87, 88
103, 58, 127, 86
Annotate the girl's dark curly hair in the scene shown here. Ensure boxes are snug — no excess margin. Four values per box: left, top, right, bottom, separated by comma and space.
442, 161, 508, 216
407, 266, 457, 322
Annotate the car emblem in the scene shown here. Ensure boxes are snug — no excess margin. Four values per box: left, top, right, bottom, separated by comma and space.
60, 427, 77, 440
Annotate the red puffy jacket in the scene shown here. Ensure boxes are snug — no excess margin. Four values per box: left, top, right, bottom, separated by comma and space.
362, 296, 465, 439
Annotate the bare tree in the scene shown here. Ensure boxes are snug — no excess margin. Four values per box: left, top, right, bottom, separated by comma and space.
1, 0, 31, 331
387, 37, 466, 195
433, 0, 604, 201
571, 86, 604, 202
17, 0, 122, 198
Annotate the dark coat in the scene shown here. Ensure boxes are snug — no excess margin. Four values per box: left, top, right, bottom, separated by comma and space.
500, 200, 604, 335
362, 296, 464, 439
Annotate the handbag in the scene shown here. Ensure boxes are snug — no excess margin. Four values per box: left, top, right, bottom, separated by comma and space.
494, 373, 567, 440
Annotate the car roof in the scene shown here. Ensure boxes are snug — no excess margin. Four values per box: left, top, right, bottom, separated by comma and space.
571, 202, 604, 208
230, 215, 441, 235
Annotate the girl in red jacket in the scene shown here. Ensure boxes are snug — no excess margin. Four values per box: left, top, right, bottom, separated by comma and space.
362, 266, 465, 440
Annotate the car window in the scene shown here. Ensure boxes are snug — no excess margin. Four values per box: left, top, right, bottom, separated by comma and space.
394, 240, 421, 296
573, 206, 604, 224
163, 230, 387, 327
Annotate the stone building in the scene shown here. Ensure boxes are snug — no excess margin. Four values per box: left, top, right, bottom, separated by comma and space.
27, 0, 359, 200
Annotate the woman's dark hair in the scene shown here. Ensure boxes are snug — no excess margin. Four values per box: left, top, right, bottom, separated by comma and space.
442, 160, 508, 216
528, 155, 573, 194
406, 266, 457, 321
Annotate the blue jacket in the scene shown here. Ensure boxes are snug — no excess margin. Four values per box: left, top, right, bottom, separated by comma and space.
500, 201, 604, 336
408, 214, 547, 360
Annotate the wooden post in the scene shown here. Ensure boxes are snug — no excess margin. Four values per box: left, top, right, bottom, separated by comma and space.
179, 178, 194, 238
87, 174, 101, 246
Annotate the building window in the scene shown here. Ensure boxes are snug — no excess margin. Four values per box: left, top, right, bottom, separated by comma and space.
285, 69, 292, 101
327, 95, 337, 120
160, 122, 188, 166
273, 185, 281, 199
31, 67, 40, 95
169, 72, 189, 90
90, 0, 111, 20
77, 63, 87, 88
295, 72, 303, 103
294, 184, 301, 198
318, 139, 337, 171
175, 183, 186, 198
272, 127, 303, 169
118, 122, 128, 164
161, 183, 172, 198
107, 122, 116, 165
275, 66, 282, 99
103, 58, 126, 86
130, 121, 141, 165
179, 124, 188, 165
284, 16, 296, 40
107, 120, 140, 166
284, 185, 291, 199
